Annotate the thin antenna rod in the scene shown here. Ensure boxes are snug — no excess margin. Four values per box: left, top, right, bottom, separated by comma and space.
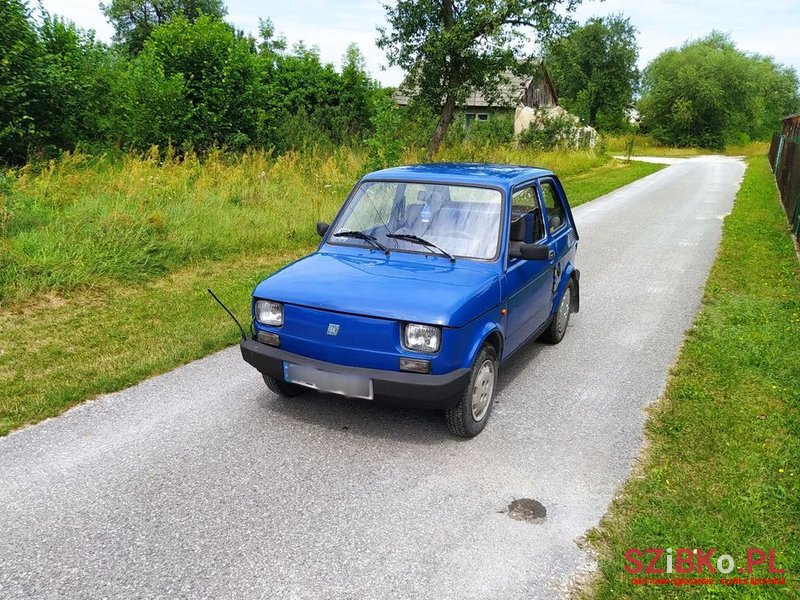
207, 288, 247, 341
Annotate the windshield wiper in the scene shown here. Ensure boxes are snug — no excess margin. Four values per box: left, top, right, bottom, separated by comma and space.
386, 233, 455, 262
333, 230, 389, 254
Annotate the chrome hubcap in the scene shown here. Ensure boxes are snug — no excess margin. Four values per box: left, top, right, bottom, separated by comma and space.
557, 288, 571, 334
471, 359, 495, 422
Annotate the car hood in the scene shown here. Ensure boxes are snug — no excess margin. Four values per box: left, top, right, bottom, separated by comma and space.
253, 251, 500, 327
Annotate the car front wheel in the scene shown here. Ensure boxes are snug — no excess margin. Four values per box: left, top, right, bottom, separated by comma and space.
445, 344, 498, 438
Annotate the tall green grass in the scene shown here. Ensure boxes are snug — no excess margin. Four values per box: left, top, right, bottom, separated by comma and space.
0, 147, 360, 302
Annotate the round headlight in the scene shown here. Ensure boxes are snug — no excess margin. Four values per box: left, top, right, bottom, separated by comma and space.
255, 300, 283, 326
404, 323, 441, 353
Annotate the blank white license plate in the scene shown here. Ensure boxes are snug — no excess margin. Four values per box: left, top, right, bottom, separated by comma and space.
284, 362, 374, 400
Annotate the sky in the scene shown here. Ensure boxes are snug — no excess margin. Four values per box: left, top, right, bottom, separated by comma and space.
40, 0, 800, 87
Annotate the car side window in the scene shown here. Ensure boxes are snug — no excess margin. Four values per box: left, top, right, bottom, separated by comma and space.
539, 180, 567, 234
510, 186, 545, 243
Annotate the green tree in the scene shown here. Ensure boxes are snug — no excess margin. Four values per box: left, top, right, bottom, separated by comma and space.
364, 89, 403, 171
0, 3, 382, 160
107, 51, 190, 150
268, 42, 379, 149
640, 32, 800, 149
0, 3, 122, 161
543, 15, 638, 130
0, 0, 42, 162
141, 15, 264, 151
100, 0, 227, 54
336, 44, 377, 141
378, 0, 582, 158
37, 15, 119, 151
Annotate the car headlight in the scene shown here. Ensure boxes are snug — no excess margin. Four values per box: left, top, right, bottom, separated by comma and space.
404, 323, 441, 353
255, 300, 283, 326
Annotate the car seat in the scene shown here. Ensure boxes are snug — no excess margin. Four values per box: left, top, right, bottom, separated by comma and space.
509, 214, 528, 257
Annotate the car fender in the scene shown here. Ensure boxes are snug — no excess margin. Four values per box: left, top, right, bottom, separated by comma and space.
463, 319, 504, 368
551, 262, 580, 314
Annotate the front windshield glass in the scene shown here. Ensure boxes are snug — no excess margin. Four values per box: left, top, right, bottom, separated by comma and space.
329, 181, 503, 260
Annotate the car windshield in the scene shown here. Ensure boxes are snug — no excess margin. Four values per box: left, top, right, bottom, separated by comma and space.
329, 181, 503, 260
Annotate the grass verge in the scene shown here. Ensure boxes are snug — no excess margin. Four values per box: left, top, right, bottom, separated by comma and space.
0, 154, 664, 435
562, 159, 663, 206
582, 156, 800, 598
0, 250, 307, 436
603, 134, 770, 159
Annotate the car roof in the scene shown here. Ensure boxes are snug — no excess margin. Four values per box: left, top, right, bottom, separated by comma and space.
361, 163, 554, 189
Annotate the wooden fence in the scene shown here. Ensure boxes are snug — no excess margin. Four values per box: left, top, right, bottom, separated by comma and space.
768, 133, 800, 241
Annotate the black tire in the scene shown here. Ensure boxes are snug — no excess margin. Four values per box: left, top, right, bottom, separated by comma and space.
541, 277, 575, 344
445, 345, 499, 438
263, 374, 307, 397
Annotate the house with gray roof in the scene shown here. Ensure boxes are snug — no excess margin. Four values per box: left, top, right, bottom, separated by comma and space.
392, 68, 559, 126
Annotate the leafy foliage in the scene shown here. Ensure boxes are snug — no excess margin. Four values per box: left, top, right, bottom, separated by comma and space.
108, 51, 190, 150
543, 15, 639, 131
100, 0, 227, 54
141, 15, 264, 150
36, 16, 120, 152
0, 0, 43, 162
364, 90, 403, 172
640, 32, 800, 149
378, 0, 582, 157
464, 115, 514, 145
0, 4, 382, 163
518, 109, 586, 150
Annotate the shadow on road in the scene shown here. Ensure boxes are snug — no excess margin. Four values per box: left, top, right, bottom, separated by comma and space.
257, 337, 549, 443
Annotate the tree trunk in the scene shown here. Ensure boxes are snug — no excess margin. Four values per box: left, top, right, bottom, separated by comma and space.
427, 95, 457, 159
589, 104, 598, 128
426, 0, 457, 160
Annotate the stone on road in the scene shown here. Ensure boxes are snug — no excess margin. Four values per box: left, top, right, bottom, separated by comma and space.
0, 156, 745, 599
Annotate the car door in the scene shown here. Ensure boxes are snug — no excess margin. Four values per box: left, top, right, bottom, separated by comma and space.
503, 182, 553, 355
536, 177, 572, 306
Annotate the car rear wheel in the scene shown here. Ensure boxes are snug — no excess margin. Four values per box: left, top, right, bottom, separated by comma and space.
445, 345, 498, 438
541, 277, 574, 344
263, 374, 307, 398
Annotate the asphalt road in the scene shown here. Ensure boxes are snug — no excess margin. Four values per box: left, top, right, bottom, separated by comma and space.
0, 156, 745, 599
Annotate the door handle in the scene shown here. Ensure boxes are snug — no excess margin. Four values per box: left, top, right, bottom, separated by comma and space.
548, 249, 555, 262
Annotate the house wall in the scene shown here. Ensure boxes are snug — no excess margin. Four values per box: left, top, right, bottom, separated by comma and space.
460, 108, 514, 127
522, 79, 557, 109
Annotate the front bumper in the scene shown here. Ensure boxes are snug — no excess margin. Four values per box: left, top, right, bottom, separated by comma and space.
240, 339, 470, 409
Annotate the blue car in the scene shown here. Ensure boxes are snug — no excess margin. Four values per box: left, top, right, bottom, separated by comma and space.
240, 163, 579, 437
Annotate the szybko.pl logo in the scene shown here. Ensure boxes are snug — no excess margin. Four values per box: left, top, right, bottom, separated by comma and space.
624, 547, 785, 586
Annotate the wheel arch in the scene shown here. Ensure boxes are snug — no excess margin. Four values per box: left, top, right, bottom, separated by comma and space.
569, 267, 580, 313
464, 322, 505, 368
483, 329, 504, 359
553, 263, 580, 314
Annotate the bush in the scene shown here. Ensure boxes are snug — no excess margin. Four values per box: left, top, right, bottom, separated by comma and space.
0, 7, 383, 162
465, 115, 514, 145
107, 51, 190, 151
518, 109, 589, 151
0, 0, 41, 163
142, 15, 266, 152
364, 91, 403, 172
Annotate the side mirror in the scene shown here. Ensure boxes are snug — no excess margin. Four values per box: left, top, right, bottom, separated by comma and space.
316, 222, 329, 237
509, 242, 550, 261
